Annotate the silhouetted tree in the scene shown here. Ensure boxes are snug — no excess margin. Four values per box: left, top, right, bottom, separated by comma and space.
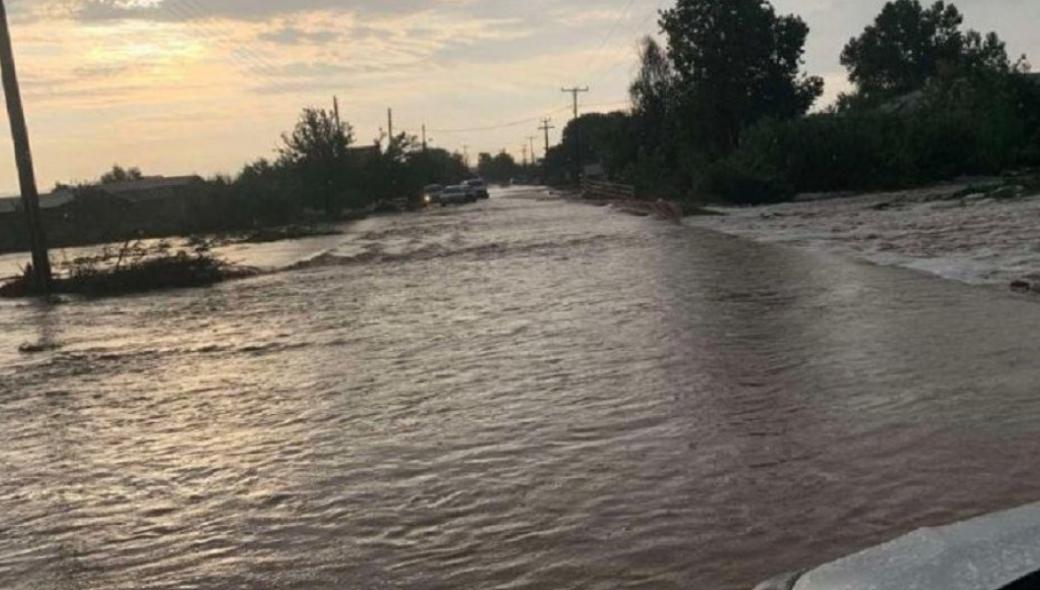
278, 107, 355, 215
629, 37, 682, 196
661, 0, 823, 157
100, 165, 143, 184
477, 151, 518, 183
839, 0, 1014, 106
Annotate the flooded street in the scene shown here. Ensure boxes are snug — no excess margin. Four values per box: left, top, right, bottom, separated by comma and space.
688, 184, 1040, 287
4, 187, 1040, 590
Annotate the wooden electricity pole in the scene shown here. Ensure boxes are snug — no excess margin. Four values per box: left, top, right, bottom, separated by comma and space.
561, 86, 589, 183
0, 0, 50, 292
538, 118, 554, 154
538, 118, 555, 181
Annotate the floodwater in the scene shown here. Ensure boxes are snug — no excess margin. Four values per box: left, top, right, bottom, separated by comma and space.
4, 187, 1040, 590
689, 184, 1040, 287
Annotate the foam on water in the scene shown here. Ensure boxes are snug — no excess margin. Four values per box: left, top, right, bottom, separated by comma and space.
689, 185, 1040, 288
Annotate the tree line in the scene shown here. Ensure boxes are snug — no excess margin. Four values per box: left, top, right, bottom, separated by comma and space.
544, 0, 1040, 204
212, 108, 472, 226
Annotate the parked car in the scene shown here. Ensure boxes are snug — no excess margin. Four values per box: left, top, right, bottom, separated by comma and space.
423, 184, 444, 206
463, 178, 490, 199
753, 502, 1040, 590
439, 185, 476, 206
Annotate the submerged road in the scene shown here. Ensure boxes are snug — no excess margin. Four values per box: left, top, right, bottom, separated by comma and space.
3, 187, 1040, 590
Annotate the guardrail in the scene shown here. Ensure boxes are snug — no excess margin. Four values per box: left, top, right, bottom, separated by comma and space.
581, 178, 636, 200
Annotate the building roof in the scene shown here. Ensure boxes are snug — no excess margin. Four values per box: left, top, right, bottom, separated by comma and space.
98, 175, 203, 200
0, 189, 75, 214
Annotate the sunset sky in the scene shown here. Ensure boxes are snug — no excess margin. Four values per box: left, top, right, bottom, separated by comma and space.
0, 0, 1037, 195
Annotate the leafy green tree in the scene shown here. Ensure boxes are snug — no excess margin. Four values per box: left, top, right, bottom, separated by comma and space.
660, 0, 823, 157
840, 0, 1013, 105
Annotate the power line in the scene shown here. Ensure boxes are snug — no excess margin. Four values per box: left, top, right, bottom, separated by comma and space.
161, 0, 282, 76
586, 0, 671, 90
429, 104, 571, 134
583, 0, 639, 74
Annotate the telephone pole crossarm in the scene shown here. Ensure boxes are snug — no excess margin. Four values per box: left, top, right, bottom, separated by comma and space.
561, 86, 590, 182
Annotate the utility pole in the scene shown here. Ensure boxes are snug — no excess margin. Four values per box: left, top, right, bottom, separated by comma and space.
387, 108, 393, 140
332, 96, 340, 128
538, 118, 555, 182
521, 144, 528, 167
527, 136, 537, 164
538, 118, 554, 154
462, 144, 469, 169
0, 0, 50, 292
562, 86, 589, 120
421, 124, 427, 152
561, 86, 589, 183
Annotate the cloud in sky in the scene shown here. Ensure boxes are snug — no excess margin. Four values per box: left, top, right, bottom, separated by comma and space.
0, 0, 1036, 193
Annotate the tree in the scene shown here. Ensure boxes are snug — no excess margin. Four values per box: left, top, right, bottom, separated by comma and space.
477, 151, 518, 183
660, 0, 823, 157
630, 37, 675, 144
840, 0, 1013, 105
278, 107, 355, 215
100, 165, 143, 184
560, 112, 634, 179
629, 37, 682, 195
407, 148, 468, 187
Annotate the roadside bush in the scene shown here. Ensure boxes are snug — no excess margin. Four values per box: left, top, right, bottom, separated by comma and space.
702, 157, 792, 205
706, 72, 1040, 203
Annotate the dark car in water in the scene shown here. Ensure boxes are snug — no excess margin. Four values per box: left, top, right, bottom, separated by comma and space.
439, 185, 476, 206
423, 184, 444, 206
463, 178, 490, 199
754, 502, 1040, 590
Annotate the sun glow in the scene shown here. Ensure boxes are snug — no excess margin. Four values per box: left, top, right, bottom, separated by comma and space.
82, 21, 208, 68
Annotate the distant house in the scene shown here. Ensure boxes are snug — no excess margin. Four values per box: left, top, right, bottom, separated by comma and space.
0, 188, 75, 215
78, 175, 209, 234
95, 175, 204, 202
0, 175, 216, 253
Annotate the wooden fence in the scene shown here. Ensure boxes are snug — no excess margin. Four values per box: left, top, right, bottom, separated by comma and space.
581, 178, 636, 200
580, 178, 683, 223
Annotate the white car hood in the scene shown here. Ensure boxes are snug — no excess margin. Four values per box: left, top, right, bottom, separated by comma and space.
795, 503, 1040, 590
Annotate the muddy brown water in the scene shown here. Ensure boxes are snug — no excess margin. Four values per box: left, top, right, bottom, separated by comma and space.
3, 187, 1040, 589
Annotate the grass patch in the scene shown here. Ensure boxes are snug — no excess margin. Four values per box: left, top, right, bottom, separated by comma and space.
0, 241, 258, 299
